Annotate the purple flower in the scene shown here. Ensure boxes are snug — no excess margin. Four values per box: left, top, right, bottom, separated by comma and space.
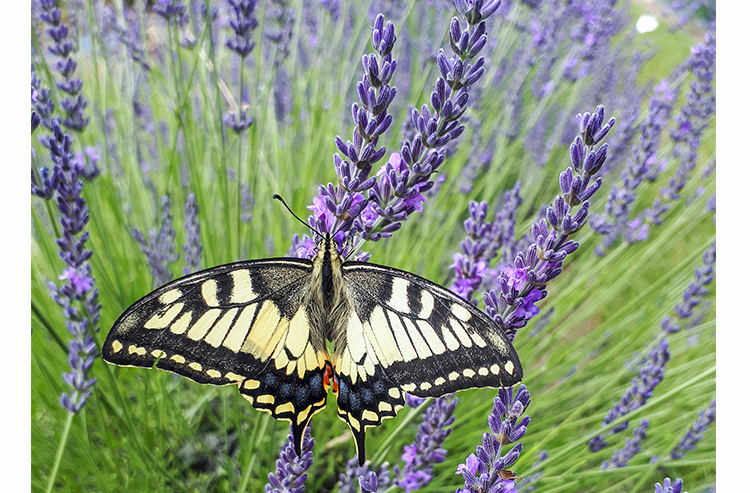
588, 339, 669, 452
637, 27, 715, 231
397, 396, 458, 492
592, 78, 677, 254
601, 419, 650, 469
304, 13, 398, 252
359, 4, 501, 242
483, 106, 614, 340
513, 288, 542, 320
655, 477, 684, 493
661, 242, 716, 333
183, 194, 202, 275
226, 0, 258, 57
108, 5, 150, 71
405, 394, 426, 408
240, 183, 255, 223
31, 62, 55, 131
457, 385, 530, 493
37, 0, 89, 132
38, 120, 101, 414
450, 183, 523, 301
59, 267, 94, 293
266, 0, 295, 62
338, 458, 391, 493
153, 0, 187, 21
503, 266, 528, 290
223, 1, 258, 134
266, 424, 315, 493
132, 195, 179, 287
669, 398, 716, 460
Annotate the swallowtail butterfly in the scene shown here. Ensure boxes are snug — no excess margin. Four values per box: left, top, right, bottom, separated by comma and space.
102, 233, 523, 464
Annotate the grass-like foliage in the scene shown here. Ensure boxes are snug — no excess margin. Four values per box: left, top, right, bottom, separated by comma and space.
31, 1, 715, 492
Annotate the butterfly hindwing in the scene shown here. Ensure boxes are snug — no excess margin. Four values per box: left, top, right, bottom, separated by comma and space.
102, 258, 331, 454
341, 262, 523, 397
329, 309, 406, 460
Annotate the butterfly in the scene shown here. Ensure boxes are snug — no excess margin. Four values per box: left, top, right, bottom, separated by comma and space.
102, 232, 523, 465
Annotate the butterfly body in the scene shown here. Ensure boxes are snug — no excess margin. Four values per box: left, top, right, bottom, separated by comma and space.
103, 233, 522, 464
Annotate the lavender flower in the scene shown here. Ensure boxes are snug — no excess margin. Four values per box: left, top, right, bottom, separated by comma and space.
266, 0, 295, 63
31, 63, 55, 131
638, 28, 716, 231
153, 0, 187, 21
670, 398, 716, 460
132, 195, 179, 287
450, 183, 523, 301
224, 0, 258, 134
73, 146, 102, 182
528, 308, 553, 338
600, 419, 649, 469
588, 339, 669, 452
266, 424, 315, 493
226, 0, 258, 57
591, 79, 677, 254
359, 2, 501, 243
655, 477, 684, 493
241, 183, 255, 222
37, 0, 89, 132
338, 458, 390, 493
110, 5, 150, 71
397, 395, 458, 492
484, 106, 614, 340
457, 385, 530, 493
39, 120, 101, 414
299, 13, 398, 255
661, 242, 716, 334
183, 194, 202, 275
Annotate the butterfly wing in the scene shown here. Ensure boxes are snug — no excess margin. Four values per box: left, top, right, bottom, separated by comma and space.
102, 258, 331, 455
333, 261, 523, 462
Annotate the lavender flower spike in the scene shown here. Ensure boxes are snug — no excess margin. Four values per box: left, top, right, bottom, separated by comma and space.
457, 385, 531, 493
37, 0, 89, 132
588, 339, 669, 452
224, 0, 258, 134
600, 419, 650, 469
132, 195, 179, 287
226, 0, 258, 57
359, 3, 501, 243
338, 458, 390, 493
591, 79, 677, 254
183, 194, 202, 275
670, 398, 716, 460
301, 13, 399, 255
661, 242, 716, 334
484, 106, 614, 340
398, 395, 458, 492
39, 120, 101, 414
450, 182, 522, 301
655, 477, 684, 493
266, 424, 315, 493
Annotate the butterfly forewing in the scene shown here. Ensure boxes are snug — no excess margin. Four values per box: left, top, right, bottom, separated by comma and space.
341, 262, 523, 395
102, 258, 331, 453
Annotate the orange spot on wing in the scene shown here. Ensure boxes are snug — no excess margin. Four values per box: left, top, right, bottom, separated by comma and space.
323, 364, 339, 394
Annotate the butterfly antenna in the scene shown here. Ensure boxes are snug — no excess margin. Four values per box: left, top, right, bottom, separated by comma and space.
272, 194, 322, 239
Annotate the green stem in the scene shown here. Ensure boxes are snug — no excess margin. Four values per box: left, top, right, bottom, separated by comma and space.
45, 411, 74, 493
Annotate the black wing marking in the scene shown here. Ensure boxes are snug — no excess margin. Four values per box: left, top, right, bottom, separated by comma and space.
342, 262, 523, 395
102, 258, 330, 455
329, 308, 406, 464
